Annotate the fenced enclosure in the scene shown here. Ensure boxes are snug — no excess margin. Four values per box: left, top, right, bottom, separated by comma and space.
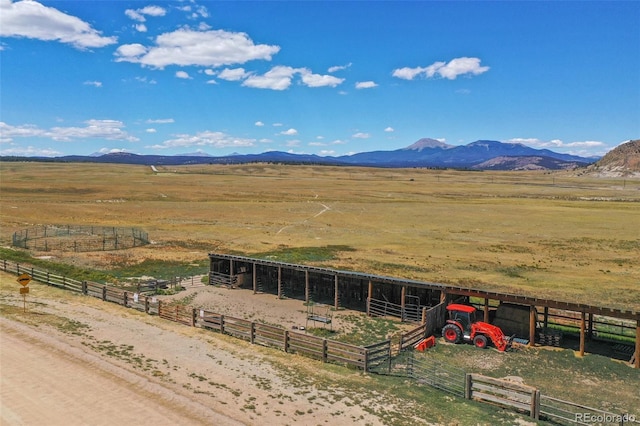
12, 225, 149, 252
2, 257, 638, 426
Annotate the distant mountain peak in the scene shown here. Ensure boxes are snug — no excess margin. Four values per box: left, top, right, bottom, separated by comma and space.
403, 138, 453, 151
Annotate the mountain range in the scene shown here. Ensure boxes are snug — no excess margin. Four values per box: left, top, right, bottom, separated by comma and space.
1, 138, 601, 170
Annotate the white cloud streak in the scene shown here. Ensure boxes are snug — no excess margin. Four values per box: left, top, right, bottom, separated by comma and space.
392, 57, 489, 80
125, 5, 166, 22
114, 28, 280, 69
151, 131, 256, 150
355, 81, 378, 89
0, 120, 138, 143
352, 132, 370, 139
0, 0, 117, 49
242, 66, 344, 90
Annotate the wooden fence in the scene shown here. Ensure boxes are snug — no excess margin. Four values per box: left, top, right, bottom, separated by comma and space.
3, 258, 637, 425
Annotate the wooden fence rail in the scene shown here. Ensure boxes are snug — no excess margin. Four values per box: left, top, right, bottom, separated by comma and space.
468, 374, 539, 420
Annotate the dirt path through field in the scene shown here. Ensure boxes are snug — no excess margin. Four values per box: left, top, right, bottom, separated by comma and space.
1, 319, 231, 426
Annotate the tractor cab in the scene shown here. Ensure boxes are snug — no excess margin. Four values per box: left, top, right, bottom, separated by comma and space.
446, 303, 477, 335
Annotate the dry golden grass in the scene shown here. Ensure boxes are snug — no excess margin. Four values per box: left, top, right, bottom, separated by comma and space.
1, 161, 639, 310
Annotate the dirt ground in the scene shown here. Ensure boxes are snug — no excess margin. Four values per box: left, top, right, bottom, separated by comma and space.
0, 272, 411, 426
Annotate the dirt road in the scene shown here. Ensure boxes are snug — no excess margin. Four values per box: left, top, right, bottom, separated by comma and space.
0, 273, 390, 426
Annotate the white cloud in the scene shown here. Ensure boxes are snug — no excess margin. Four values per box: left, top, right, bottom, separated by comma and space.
352, 132, 370, 139
506, 137, 609, 156
254, 121, 264, 127
0, 120, 138, 143
0, 0, 117, 49
328, 63, 352, 73
83, 81, 102, 88
300, 70, 344, 88
135, 76, 157, 85
125, 5, 166, 22
175, 70, 191, 79
242, 66, 344, 90
151, 130, 256, 149
242, 66, 299, 90
0, 143, 62, 157
272, 123, 283, 127
280, 128, 298, 136
204, 69, 215, 76
205, 79, 217, 85
146, 128, 157, 133
135, 24, 147, 33
218, 67, 248, 81
392, 57, 489, 80
384, 127, 394, 132
355, 81, 378, 89
114, 28, 280, 69
146, 118, 174, 124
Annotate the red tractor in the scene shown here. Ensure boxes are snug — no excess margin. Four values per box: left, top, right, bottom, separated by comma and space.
442, 304, 513, 352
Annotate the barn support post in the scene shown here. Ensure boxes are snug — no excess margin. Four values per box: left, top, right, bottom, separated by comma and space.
400, 286, 406, 321
366, 281, 373, 316
483, 298, 490, 323
304, 270, 310, 304
529, 306, 536, 347
440, 290, 447, 304
253, 263, 257, 294
277, 266, 282, 299
230, 259, 234, 277
543, 306, 549, 330
587, 313, 594, 340
334, 275, 339, 310
579, 311, 586, 357
635, 320, 640, 368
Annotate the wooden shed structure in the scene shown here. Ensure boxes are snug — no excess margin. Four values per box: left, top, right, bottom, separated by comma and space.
209, 252, 640, 367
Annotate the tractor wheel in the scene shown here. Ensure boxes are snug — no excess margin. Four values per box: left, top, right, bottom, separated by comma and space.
442, 324, 462, 344
473, 334, 488, 349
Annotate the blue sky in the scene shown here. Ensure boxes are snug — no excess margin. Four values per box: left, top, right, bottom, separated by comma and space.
1, 0, 638, 158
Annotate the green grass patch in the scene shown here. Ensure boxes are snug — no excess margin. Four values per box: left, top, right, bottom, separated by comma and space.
253, 245, 356, 264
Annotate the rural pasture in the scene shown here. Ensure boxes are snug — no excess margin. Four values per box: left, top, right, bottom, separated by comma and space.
1, 162, 638, 311
1, 161, 639, 424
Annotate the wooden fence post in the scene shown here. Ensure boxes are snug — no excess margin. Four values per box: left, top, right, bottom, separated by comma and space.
465, 374, 472, 399
145, 296, 150, 314
529, 306, 536, 347
533, 389, 541, 420
284, 330, 290, 353
102, 286, 107, 301
635, 320, 640, 369
220, 315, 225, 334
250, 322, 255, 344
123, 291, 128, 308
192, 308, 197, 327
322, 339, 328, 363
579, 311, 586, 357
363, 348, 369, 372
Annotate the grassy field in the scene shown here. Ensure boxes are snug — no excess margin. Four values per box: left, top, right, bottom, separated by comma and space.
1, 161, 639, 311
